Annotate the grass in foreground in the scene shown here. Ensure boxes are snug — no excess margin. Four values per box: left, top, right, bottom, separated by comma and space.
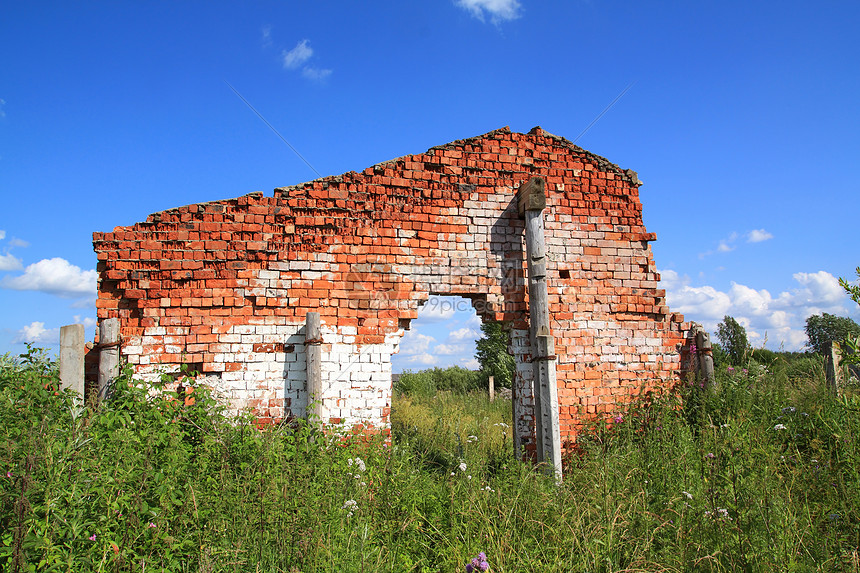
1, 348, 859, 572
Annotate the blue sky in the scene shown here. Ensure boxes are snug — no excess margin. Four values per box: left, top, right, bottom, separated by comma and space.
1, 1, 858, 371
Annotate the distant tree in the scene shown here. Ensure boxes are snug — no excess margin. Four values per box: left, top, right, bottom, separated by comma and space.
475, 322, 515, 389
804, 313, 860, 355
715, 316, 750, 365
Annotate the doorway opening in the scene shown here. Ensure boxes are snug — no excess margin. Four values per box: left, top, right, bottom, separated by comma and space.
389, 295, 515, 474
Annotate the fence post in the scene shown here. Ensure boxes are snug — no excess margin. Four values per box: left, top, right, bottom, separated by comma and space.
825, 341, 843, 397
98, 318, 120, 400
696, 330, 716, 389
59, 324, 85, 402
489, 375, 495, 402
306, 312, 324, 423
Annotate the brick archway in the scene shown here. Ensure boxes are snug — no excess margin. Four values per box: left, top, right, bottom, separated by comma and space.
93, 126, 687, 453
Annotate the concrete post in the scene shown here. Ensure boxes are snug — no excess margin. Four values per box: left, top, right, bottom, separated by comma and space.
306, 312, 324, 423
518, 176, 562, 481
97, 318, 120, 400
59, 324, 85, 402
696, 330, 716, 390
825, 341, 843, 397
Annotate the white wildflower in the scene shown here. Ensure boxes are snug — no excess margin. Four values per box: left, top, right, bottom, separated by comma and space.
342, 499, 358, 517
774, 424, 787, 431
458, 462, 467, 472
682, 491, 693, 500
347, 457, 366, 472
467, 435, 478, 443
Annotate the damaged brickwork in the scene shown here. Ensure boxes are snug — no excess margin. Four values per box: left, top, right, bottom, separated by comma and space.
93, 126, 688, 455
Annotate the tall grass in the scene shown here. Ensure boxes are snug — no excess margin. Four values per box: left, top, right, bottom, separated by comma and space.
1, 347, 859, 572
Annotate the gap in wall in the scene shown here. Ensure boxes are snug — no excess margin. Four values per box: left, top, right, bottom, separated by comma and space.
391, 295, 482, 374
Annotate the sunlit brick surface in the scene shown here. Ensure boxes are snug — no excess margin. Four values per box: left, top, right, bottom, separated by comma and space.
93, 127, 687, 452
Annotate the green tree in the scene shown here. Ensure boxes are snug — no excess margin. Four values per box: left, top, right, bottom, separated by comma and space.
804, 312, 860, 355
475, 322, 515, 389
839, 266, 860, 307
716, 315, 749, 365
837, 266, 860, 365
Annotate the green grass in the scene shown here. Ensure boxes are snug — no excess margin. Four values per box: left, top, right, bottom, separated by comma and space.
2, 347, 859, 572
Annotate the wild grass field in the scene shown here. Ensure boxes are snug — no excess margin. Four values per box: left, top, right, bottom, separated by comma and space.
1, 346, 859, 572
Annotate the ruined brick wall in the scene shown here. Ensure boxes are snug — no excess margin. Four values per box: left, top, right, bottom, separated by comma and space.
93, 126, 687, 453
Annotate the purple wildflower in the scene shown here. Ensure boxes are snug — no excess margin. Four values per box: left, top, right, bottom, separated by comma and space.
466, 552, 489, 572
614, 415, 623, 424
89, 534, 97, 541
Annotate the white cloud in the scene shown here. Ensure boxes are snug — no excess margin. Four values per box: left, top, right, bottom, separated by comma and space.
660, 269, 858, 351
8, 238, 28, 248
787, 271, 845, 308
0, 230, 5, 240
1, 257, 97, 298
283, 39, 313, 69
417, 296, 456, 322
302, 67, 332, 81
460, 357, 480, 369
261, 26, 272, 48
435, 343, 465, 355
407, 352, 438, 366
455, 0, 521, 22
13, 321, 59, 345
661, 271, 732, 321
747, 229, 773, 243
465, 313, 483, 327
700, 230, 774, 258
73, 315, 98, 329
449, 327, 479, 341
0, 253, 22, 271
399, 331, 435, 355
0, 99, 6, 119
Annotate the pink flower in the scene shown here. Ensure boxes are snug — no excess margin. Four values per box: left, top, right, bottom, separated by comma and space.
89, 534, 97, 541
148, 522, 156, 528
614, 415, 624, 424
